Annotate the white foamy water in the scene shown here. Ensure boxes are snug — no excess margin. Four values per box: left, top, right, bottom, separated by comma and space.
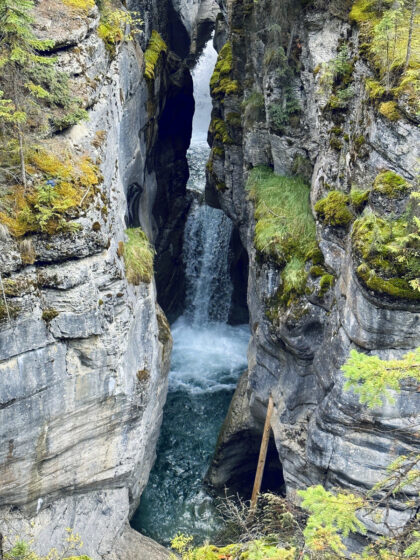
169, 317, 249, 394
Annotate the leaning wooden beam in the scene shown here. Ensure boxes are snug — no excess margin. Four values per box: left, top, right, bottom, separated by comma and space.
250, 394, 274, 510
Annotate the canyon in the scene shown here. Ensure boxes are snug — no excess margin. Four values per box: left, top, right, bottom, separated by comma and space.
0, 0, 418, 558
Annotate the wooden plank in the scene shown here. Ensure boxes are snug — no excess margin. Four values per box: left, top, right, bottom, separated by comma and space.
250, 395, 274, 510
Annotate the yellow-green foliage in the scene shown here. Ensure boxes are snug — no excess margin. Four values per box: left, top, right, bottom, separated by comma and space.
61, 0, 95, 13
350, 188, 370, 209
352, 205, 420, 300
372, 169, 410, 197
209, 118, 232, 144
210, 42, 239, 98
98, 2, 142, 55
122, 227, 154, 284
4, 529, 92, 560
350, 0, 420, 108
343, 347, 420, 407
379, 100, 401, 120
144, 30, 167, 80
247, 166, 318, 304
0, 147, 99, 237
170, 534, 296, 560
314, 191, 354, 227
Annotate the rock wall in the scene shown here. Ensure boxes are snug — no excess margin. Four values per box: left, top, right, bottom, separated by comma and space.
206, 0, 420, 541
0, 1, 194, 557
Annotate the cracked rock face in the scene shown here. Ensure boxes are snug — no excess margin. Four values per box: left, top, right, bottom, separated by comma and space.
206, 0, 420, 540
0, 4, 178, 558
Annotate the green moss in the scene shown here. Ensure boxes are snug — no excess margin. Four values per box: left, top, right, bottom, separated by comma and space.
379, 100, 401, 121
315, 191, 354, 227
310, 265, 324, 278
210, 42, 239, 98
331, 126, 343, 135
242, 91, 265, 123
319, 274, 334, 294
42, 308, 59, 322
212, 146, 225, 158
143, 31, 167, 80
0, 148, 100, 237
329, 136, 343, 150
216, 181, 227, 191
354, 134, 366, 148
350, 188, 370, 210
373, 170, 409, 198
209, 118, 233, 144
352, 211, 420, 300
226, 112, 242, 127
306, 247, 324, 265
365, 78, 386, 100
0, 300, 19, 322
123, 228, 154, 284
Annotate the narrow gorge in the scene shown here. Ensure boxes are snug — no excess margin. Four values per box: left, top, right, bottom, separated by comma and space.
0, 0, 419, 559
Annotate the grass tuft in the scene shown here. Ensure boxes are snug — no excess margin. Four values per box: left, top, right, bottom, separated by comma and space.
123, 228, 154, 285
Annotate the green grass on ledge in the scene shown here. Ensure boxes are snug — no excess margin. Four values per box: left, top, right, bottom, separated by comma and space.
123, 228, 154, 284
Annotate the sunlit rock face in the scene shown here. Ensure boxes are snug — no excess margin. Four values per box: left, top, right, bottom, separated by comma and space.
206, 0, 420, 542
0, 1, 193, 557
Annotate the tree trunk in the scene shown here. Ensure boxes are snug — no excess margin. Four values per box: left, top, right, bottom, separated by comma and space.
250, 395, 274, 511
404, 0, 417, 72
18, 124, 27, 190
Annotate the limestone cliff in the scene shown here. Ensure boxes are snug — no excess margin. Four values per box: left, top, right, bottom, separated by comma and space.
206, 0, 420, 542
0, 0, 193, 557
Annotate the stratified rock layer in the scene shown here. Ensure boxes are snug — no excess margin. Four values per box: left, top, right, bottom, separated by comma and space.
0, 2, 185, 557
206, 0, 420, 539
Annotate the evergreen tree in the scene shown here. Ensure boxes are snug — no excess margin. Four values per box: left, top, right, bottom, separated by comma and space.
0, 0, 86, 189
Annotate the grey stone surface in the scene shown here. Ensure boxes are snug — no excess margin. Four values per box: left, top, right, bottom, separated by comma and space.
206, 0, 420, 541
0, 4, 176, 559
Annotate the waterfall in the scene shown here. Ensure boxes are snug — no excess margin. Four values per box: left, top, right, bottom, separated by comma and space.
131, 36, 249, 545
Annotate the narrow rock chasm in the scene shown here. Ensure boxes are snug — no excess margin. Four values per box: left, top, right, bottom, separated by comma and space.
130, 35, 254, 546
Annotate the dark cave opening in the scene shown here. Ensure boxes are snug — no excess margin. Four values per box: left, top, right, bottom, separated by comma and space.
207, 429, 285, 499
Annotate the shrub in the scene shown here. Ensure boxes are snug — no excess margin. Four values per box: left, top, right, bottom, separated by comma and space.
98, 2, 142, 55
122, 227, 154, 284
314, 191, 354, 227
143, 30, 167, 80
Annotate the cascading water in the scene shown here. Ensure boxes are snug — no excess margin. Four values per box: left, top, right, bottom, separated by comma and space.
131, 38, 249, 545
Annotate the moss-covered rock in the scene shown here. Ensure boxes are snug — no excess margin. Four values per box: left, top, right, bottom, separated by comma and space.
352, 211, 420, 300
315, 191, 354, 227
373, 170, 410, 198
210, 42, 240, 98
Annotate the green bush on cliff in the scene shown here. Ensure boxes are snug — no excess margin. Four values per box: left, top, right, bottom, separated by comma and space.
343, 347, 420, 408
143, 30, 167, 80
350, 0, 420, 111
122, 227, 154, 284
352, 202, 420, 300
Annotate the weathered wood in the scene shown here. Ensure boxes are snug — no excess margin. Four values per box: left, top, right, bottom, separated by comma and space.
250, 395, 274, 510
